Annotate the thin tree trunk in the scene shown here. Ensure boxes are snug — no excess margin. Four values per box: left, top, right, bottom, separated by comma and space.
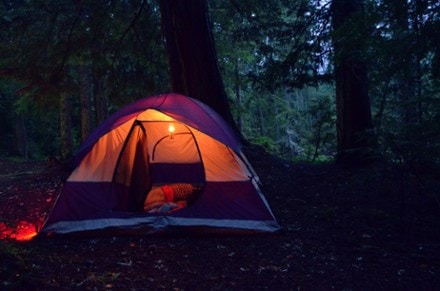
13, 114, 28, 159
60, 93, 73, 160
258, 104, 264, 136
275, 97, 280, 142
79, 65, 92, 142
388, 0, 418, 123
94, 72, 109, 125
234, 57, 243, 133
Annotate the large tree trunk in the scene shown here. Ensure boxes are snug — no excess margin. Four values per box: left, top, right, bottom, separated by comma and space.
159, 0, 236, 130
332, 0, 376, 164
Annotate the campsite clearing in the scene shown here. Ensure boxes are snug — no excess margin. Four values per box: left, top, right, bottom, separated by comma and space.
1, 145, 439, 289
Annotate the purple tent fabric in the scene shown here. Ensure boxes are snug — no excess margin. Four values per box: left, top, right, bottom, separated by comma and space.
46, 181, 274, 224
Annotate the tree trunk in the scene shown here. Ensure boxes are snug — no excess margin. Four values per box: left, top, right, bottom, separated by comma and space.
94, 71, 109, 125
159, 0, 237, 131
79, 65, 92, 142
332, 0, 376, 164
234, 57, 243, 133
389, 0, 418, 124
13, 114, 28, 159
60, 92, 73, 160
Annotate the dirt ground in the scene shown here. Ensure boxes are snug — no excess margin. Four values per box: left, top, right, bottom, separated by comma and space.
1, 145, 440, 290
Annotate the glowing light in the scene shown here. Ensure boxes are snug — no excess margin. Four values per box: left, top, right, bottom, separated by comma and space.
168, 123, 175, 133
0, 221, 37, 242
15, 221, 37, 241
168, 123, 175, 139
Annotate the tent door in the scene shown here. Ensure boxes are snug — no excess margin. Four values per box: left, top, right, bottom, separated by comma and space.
113, 121, 151, 212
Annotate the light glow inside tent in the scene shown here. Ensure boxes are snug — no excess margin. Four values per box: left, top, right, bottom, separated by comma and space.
168, 123, 175, 139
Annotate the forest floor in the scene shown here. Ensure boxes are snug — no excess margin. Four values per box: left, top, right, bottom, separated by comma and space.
1, 145, 440, 290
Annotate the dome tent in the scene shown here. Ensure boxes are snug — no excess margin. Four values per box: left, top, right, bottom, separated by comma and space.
40, 93, 280, 236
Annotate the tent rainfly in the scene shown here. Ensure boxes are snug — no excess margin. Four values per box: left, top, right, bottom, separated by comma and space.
39, 93, 280, 236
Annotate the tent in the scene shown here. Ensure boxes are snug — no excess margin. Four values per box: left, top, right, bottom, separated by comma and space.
39, 93, 280, 236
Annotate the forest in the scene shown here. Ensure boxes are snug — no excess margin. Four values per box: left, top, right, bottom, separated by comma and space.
1, 0, 440, 289
0, 0, 437, 166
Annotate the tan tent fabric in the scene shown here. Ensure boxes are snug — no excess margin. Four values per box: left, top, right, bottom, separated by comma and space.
68, 120, 134, 181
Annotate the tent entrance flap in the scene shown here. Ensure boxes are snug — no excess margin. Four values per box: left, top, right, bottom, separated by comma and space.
113, 121, 151, 212
112, 119, 206, 212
